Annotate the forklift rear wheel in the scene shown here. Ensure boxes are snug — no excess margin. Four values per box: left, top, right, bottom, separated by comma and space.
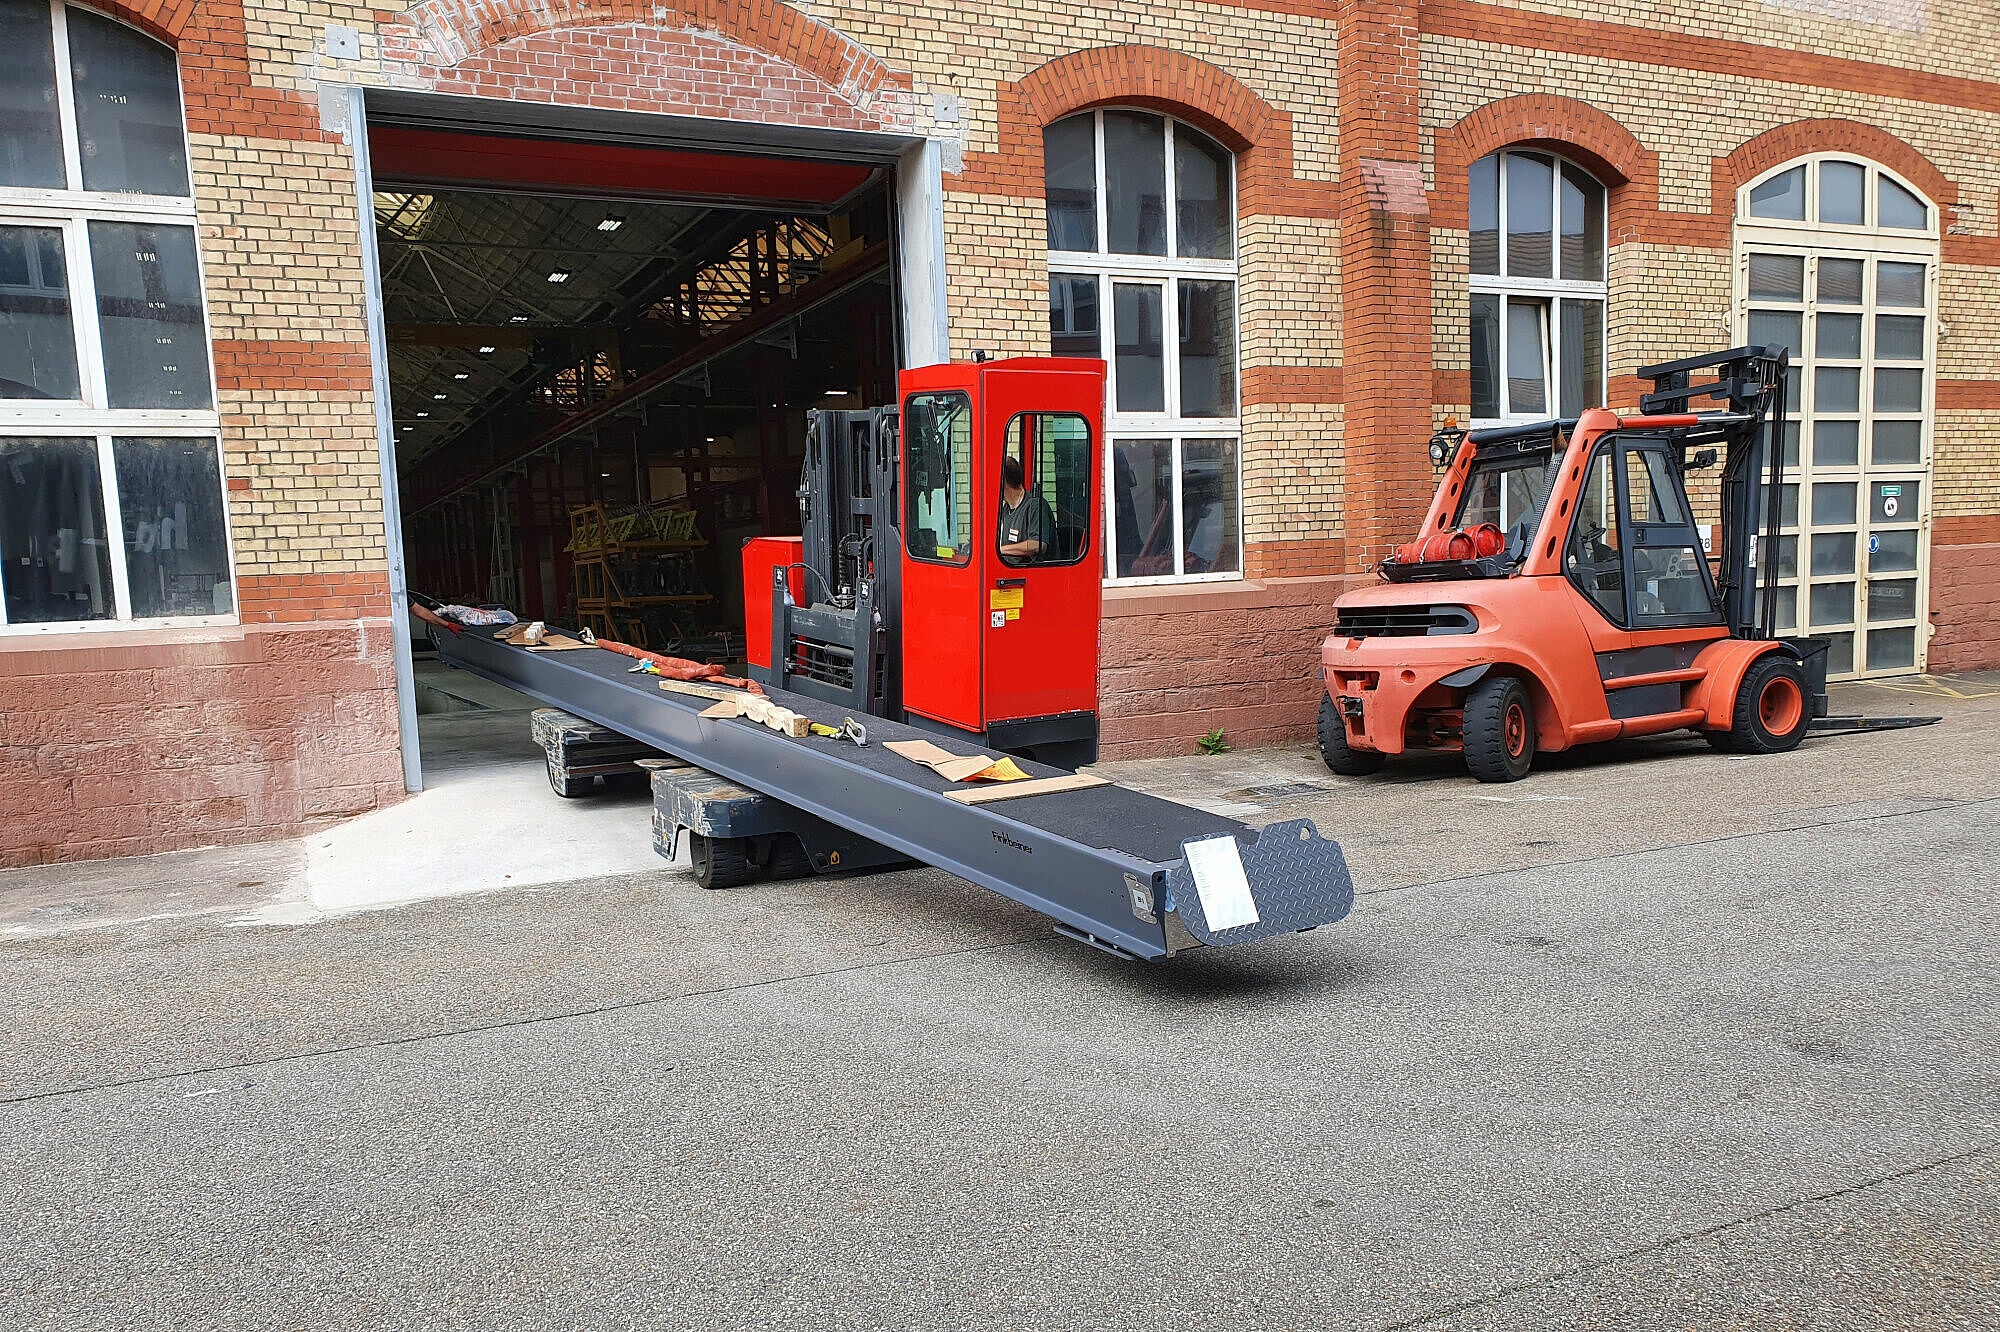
766, 835, 815, 881
1317, 694, 1384, 775
547, 754, 592, 798
1464, 676, 1535, 783
1715, 654, 1811, 755
690, 834, 758, 889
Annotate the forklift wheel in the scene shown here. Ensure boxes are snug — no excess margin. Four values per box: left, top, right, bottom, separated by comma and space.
1714, 654, 1812, 755
1317, 694, 1384, 776
546, 754, 592, 798
690, 834, 758, 889
1464, 676, 1535, 783
766, 835, 816, 881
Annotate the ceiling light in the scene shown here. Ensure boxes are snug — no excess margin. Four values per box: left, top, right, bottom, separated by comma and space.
453, 372, 469, 380
705, 436, 716, 443
432, 393, 447, 401
824, 388, 849, 397
417, 411, 431, 418
597, 216, 625, 232
509, 315, 529, 324
547, 269, 570, 284
477, 345, 497, 354
600, 472, 612, 478
401, 425, 412, 432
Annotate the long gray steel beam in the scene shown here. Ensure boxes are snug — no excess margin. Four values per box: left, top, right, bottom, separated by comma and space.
430, 627, 1355, 959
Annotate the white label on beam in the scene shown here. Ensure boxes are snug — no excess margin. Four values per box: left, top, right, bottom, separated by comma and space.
1184, 835, 1259, 932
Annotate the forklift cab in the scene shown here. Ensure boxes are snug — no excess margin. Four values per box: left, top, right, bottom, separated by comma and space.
898, 357, 1105, 767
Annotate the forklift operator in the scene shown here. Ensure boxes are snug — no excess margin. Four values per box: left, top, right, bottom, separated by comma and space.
998, 455, 1055, 565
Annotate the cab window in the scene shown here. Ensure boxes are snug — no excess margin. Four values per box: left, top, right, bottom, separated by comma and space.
997, 412, 1092, 567
904, 392, 972, 565
1566, 445, 1625, 623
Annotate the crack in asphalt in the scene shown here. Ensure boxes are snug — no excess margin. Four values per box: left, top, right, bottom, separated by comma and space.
1382, 1139, 2000, 1329
0, 933, 1043, 1108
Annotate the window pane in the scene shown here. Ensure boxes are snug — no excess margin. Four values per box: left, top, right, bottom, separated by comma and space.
1767, 534, 1798, 579
1112, 282, 1163, 412
1871, 420, 1921, 466
1817, 258, 1863, 305
1810, 531, 1854, 576
1042, 116, 1097, 252
1815, 366, 1859, 413
1780, 483, 1798, 528
1178, 280, 1235, 418
1867, 626, 1914, 671
1469, 154, 1499, 276
1568, 447, 1623, 623
1103, 110, 1166, 257
0, 436, 115, 622
1813, 420, 1858, 468
1504, 152, 1553, 278
1875, 367, 1923, 413
1174, 126, 1233, 259
1557, 298, 1602, 416
1181, 437, 1238, 575
1870, 480, 1917, 524
1111, 438, 1173, 577
1822, 631, 1853, 675
0, 224, 80, 401
1505, 298, 1546, 415
89, 221, 211, 409
1867, 577, 1916, 622
1809, 580, 1853, 627
1870, 528, 1918, 572
1815, 312, 1861, 360
1470, 293, 1500, 419
1812, 481, 1856, 526
113, 436, 232, 616
1818, 161, 1865, 225
68, 8, 190, 197
1748, 310, 1801, 358
1877, 261, 1925, 308
1749, 166, 1805, 220
1875, 315, 1924, 361
1748, 253, 1804, 301
0, 0, 64, 188
902, 392, 972, 564
1878, 177, 1927, 230
997, 414, 1091, 568
1559, 163, 1603, 282
1047, 273, 1099, 359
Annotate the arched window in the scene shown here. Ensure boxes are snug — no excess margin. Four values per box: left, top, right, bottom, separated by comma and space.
1736, 154, 1938, 679
0, 2, 229, 632
1044, 109, 1240, 583
1468, 150, 1606, 424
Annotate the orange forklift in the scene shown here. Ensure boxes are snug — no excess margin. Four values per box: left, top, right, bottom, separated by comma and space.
1319, 345, 1836, 782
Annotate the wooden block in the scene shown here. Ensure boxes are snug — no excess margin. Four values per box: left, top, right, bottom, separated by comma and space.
943, 774, 1110, 804
659, 678, 748, 704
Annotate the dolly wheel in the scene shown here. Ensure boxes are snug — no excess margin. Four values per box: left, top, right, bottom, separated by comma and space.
767, 835, 816, 881
1713, 654, 1812, 755
547, 754, 592, 798
690, 834, 757, 889
1464, 676, 1535, 783
1317, 693, 1384, 776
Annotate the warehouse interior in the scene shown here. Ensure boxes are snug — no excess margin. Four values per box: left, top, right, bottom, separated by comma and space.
370, 124, 900, 673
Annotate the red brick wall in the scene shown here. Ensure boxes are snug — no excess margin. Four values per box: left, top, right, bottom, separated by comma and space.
1928, 518, 2000, 673
0, 623, 402, 868
1098, 577, 1352, 760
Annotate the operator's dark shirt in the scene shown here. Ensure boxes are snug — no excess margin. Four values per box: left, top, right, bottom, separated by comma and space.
998, 488, 1054, 563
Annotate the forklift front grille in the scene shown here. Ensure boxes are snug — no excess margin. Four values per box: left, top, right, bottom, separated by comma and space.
789, 635, 854, 690
1336, 606, 1478, 638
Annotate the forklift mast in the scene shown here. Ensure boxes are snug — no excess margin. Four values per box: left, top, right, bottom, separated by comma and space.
1636, 345, 1792, 641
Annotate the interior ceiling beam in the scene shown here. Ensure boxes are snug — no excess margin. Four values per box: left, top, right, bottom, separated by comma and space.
404, 243, 891, 515
386, 323, 615, 349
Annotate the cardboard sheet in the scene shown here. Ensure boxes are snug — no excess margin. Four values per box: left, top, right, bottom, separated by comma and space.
885, 739, 1028, 783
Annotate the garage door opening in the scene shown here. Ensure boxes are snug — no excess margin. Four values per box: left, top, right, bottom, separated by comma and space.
363, 117, 906, 780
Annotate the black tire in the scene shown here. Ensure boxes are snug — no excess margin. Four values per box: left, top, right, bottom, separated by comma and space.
766, 836, 816, 881
1711, 654, 1812, 755
1317, 693, 1384, 776
690, 834, 757, 889
546, 753, 592, 798
1464, 675, 1535, 783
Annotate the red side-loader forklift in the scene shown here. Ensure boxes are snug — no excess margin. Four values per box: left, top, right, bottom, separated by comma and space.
1319, 345, 1836, 782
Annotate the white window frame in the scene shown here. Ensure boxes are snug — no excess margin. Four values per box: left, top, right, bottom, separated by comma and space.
0, 0, 231, 634
1734, 154, 1939, 680
1469, 149, 1608, 426
1046, 108, 1243, 585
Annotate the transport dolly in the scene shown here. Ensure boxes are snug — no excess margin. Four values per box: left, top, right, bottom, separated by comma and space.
433, 623, 1355, 960
531, 707, 666, 797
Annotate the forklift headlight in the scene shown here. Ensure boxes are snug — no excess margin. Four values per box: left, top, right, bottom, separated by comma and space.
1428, 439, 1450, 467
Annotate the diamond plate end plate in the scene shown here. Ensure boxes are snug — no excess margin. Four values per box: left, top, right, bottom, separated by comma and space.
1163, 820, 1355, 947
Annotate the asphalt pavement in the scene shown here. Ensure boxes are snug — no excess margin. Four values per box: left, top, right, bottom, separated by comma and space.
2, 675, 1995, 1329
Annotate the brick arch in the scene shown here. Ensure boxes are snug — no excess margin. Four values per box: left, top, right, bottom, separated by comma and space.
1432, 95, 1657, 234
1712, 118, 1956, 215
382, 0, 909, 121
69, 0, 188, 45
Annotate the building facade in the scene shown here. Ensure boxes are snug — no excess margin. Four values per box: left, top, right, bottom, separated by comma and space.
2, 0, 1995, 865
